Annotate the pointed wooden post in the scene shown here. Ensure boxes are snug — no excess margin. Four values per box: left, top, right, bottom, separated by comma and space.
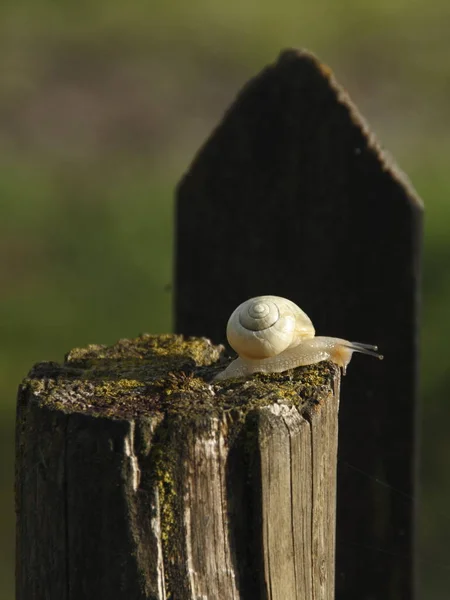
175, 49, 422, 599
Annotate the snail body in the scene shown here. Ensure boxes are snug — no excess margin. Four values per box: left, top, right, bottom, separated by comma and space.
214, 295, 382, 381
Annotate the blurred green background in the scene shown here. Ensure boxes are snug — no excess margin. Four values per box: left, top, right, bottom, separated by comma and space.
1, 1, 449, 598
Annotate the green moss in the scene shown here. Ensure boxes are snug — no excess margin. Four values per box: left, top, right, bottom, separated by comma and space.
64, 333, 222, 371
21, 333, 338, 420
148, 423, 179, 600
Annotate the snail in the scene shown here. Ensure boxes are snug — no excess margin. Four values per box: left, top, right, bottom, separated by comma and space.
214, 295, 383, 381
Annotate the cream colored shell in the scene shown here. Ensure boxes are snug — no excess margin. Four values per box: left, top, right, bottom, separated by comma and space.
226, 295, 314, 359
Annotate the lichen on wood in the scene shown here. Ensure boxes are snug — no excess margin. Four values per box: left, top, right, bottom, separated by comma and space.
21, 333, 337, 419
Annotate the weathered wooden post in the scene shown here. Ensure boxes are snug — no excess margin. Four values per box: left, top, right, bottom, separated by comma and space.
176, 49, 422, 599
16, 335, 340, 600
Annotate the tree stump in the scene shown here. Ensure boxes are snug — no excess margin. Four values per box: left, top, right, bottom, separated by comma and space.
16, 334, 340, 600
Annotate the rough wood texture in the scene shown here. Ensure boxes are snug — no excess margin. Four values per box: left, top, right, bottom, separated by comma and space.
175, 49, 422, 599
16, 335, 340, 600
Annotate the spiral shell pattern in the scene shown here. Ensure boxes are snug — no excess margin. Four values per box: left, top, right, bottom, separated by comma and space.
226, 295, 314, 359
238, 298, 279, 331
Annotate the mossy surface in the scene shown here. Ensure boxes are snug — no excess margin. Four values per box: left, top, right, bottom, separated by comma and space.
21, 333, 338, 419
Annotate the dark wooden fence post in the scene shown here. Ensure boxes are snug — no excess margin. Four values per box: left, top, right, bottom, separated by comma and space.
16, 335, 340, 600
175, 49, 422, 599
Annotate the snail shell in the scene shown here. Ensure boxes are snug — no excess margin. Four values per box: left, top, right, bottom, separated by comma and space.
227, 295, 314, 359
215, 295, 383, 380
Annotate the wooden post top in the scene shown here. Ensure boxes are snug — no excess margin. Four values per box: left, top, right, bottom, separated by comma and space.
20, 334, 338, 419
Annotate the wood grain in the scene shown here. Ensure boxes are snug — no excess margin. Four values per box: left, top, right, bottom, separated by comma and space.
16, 335, 340, 600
